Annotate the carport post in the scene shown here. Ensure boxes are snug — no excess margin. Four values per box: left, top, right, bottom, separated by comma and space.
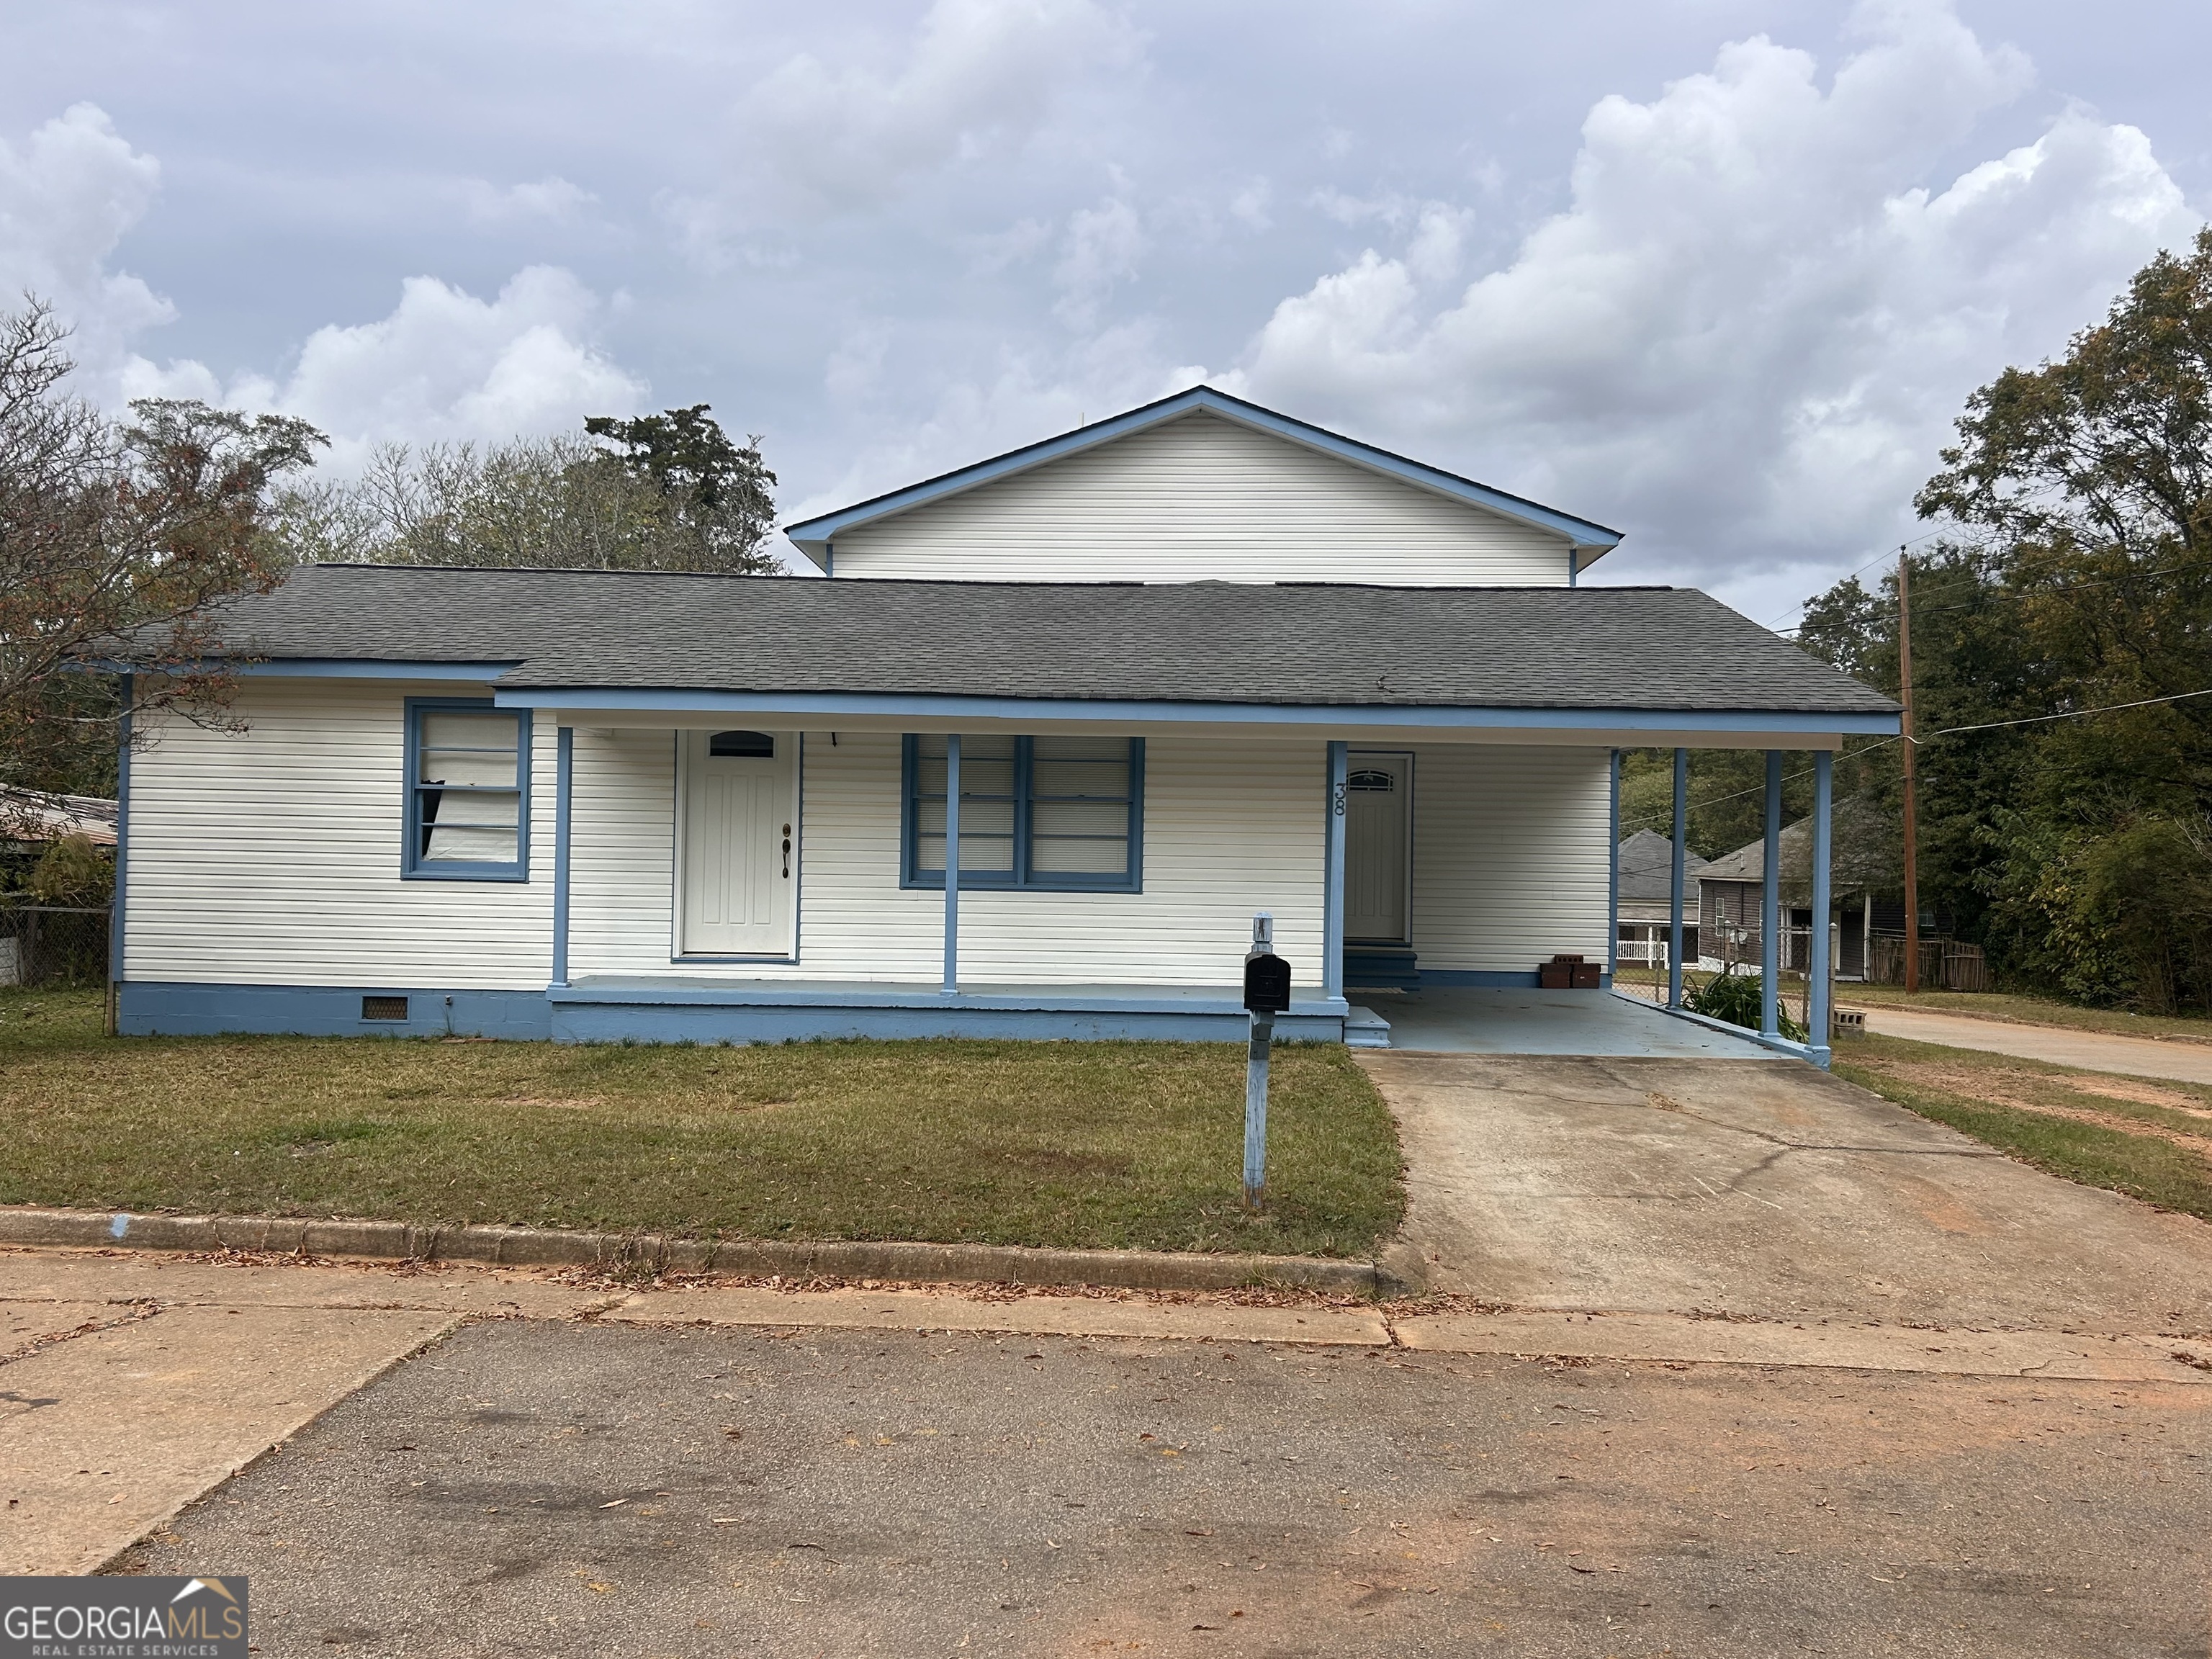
1607, 749, 1620, 981
1809, 749, 1834, 1067
1668, 747, 1687, 1007
1761, 749, 1782, 1038
942, 734, 961, 996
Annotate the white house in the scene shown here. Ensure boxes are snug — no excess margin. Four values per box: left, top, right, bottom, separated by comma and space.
109, 387, 1898, 1051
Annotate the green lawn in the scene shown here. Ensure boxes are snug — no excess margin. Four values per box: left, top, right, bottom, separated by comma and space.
0, 987, 1403, 1259
1833, 1030, 2212, 1222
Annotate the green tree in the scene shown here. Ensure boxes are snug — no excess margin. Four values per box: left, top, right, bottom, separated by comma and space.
279, 405, 781, 575
1792, 228, 2212, 1010
0, 297, 325, 806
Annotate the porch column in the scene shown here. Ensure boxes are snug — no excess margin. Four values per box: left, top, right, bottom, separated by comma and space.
551, 725, 573, 989
1809, 748, 1833, 1068
1668, 746, 1686, 1008
1322, 741, 1347, 1001
1606, 749, 1620, 983
942, 734, 961, 995
1761, 749, 1782, 1038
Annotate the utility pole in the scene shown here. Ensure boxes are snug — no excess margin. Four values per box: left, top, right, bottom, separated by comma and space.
1897, 549, 1920, 996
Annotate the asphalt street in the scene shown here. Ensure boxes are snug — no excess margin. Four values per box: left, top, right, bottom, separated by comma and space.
120, 1317, 2211, 1658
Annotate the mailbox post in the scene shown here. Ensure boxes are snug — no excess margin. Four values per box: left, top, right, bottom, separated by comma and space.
1241, 912, 1292, 1208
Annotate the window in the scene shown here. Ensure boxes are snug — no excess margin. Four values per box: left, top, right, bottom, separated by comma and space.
903, 735, 1142, 891
403, 698, 531, 881
709, 730, 775, 758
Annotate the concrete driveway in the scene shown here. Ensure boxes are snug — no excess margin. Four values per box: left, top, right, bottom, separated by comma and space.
1358, 1052, 2212, 1334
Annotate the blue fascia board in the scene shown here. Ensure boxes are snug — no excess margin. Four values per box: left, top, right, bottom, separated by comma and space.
781, 386, 1623, 563
495, 685, 1899, 737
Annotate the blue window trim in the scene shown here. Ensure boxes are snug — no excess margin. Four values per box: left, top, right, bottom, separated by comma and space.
901, 735, 1143, 893
403, 696, 532, 882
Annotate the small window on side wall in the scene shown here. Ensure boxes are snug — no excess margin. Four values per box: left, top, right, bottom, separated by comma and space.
404, 698, 531, 881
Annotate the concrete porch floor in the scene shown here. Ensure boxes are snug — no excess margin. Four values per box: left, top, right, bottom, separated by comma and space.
1366, 984, 1781, 1058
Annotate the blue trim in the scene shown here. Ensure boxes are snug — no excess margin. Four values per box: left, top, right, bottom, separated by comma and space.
1607, 748, 1620, 976
1668, 746, 1687, 1008
117, 982, 554, 1040
1761, 749, 1782, 1038
110, 673, 132, 987
500, 687, 1901, 737
402, 698, 532, 882
1323, 742, 1347, 1000
238, 660, 516, 680
781, 386, 1622, 566
551, 725, 573, 986
1809, 749, 1833, 1068
1424, 968, 1614, 989
902, 734, 1145, 893
943, 733, 960, 994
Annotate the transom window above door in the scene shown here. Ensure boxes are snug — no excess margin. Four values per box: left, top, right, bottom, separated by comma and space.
902, 735, 1143, 891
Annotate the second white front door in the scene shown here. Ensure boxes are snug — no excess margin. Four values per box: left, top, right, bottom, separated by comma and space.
1344, 751, 1412, 944
680, 729, 795, 957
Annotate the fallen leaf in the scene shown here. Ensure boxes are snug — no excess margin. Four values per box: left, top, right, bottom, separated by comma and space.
600, 1498, 629, 1509
1570, 1565, 1596, 1575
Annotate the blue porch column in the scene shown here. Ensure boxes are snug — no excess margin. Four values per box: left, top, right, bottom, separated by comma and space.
1607, 749, 1620, 981
551, 725, 573, 988
1761, 749, 1782, 1038
1322, 741, 1347, 1001
1668, 746, 1686, 1008
1809, 748, 1833, 1067
942, 734, 961, 995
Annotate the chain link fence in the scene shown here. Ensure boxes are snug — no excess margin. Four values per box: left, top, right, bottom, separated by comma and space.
0, 902, 112, 989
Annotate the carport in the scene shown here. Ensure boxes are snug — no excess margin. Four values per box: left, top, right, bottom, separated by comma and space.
1361, 986, 1781, 1058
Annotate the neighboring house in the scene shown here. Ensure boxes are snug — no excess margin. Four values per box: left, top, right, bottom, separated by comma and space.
109, 386, 1899, 1044
0, 787, 118, 855
1614, 830, 1707, 968
1697, 797, 1894, 980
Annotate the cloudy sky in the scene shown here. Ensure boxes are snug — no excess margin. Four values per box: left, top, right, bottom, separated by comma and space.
4, 0, 2206, 624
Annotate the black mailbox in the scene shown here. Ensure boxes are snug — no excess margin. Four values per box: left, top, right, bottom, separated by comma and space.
1243, 952, 1292, 1016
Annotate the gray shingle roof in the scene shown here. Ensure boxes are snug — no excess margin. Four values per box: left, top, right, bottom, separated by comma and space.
193, 565, 1899, 716
1617, 829, 1709, 903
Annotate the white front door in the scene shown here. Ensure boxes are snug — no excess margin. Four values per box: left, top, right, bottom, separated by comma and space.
680, 729, 796, 957
1344, 751, 1412, 944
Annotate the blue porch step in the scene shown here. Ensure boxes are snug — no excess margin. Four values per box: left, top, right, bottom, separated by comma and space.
1344, 947, 1419, 991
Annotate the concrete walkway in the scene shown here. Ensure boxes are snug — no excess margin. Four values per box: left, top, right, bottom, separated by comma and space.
1857, 1004, 2212, 1084
1357, 1051, 2212, 1332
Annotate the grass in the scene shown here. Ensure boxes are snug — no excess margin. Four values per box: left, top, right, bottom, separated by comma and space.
1833, 1030, 2212, 1223
0, 987, 1404, 1259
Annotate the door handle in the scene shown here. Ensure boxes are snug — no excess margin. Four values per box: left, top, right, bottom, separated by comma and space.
782, 824, 792, 878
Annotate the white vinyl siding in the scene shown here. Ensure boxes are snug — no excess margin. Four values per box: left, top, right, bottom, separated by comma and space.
830, 411, 1573, 585
124, 679, 554, 988
1408, 745, 1611, 972
568, 729, 1329, 988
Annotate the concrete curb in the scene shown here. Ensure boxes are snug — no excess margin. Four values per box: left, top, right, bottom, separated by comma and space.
0, 1206, 1396, 1297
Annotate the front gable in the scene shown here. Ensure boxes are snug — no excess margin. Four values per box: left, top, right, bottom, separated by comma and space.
788, 389, 1619, 587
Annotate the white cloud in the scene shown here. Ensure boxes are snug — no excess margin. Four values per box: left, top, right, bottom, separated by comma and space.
1053, 194, 1146, 327
457, 174, 598, 227
733, 0, 1140, 217
0, 103, 171, 391
127, 266, 648, 470
1228, 1, 2201, 616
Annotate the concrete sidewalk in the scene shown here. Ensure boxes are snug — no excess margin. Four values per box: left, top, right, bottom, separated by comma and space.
1856, 1004, 2212, 1084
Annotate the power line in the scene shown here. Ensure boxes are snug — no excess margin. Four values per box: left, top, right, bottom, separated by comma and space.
1928, 685, 2212, 737
1761, 531, 1944, 631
